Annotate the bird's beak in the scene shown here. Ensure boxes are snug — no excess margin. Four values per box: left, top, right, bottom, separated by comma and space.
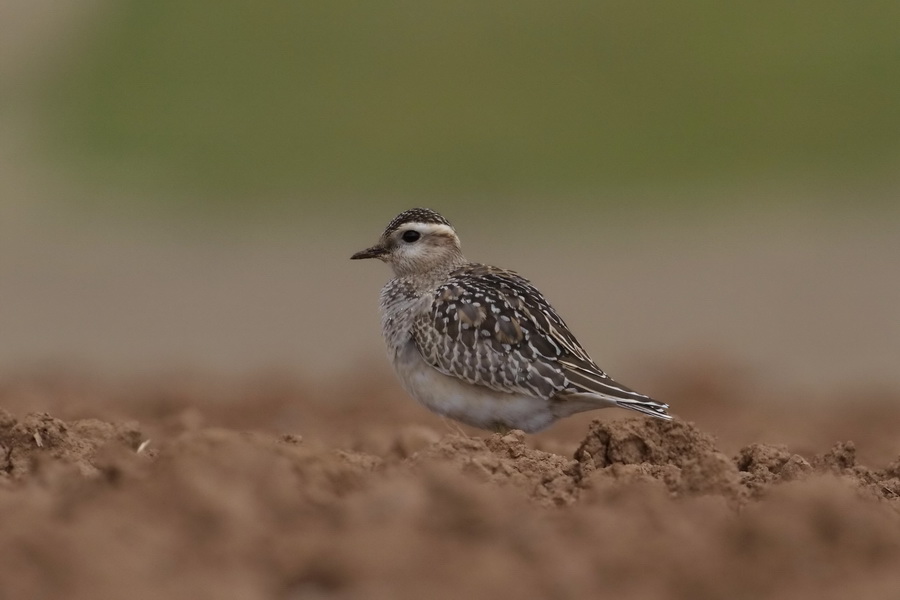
350, 245, 387, 260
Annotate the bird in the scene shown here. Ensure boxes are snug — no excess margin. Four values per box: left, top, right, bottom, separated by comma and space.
351, 208, 671, 433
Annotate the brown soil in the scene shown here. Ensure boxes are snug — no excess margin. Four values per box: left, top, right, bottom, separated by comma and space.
2, 365, 900, 600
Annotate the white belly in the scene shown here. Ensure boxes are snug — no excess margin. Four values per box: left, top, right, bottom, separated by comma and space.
392, 340, 558, 433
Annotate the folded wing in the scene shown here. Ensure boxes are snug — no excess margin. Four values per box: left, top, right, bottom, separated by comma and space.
412, 264, 670, 419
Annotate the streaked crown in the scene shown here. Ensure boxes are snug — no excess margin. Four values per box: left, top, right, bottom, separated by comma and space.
383, 208, 453, 236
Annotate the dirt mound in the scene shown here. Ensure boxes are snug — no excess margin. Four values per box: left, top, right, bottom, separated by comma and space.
409, 429, 579, 506
2, 397, 900, 600
0, 408, 141, 479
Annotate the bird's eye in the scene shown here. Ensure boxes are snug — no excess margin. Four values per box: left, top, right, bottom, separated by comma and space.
402, 230, 421, 243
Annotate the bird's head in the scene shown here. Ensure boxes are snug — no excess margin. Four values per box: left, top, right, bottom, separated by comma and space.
351, 208, 464, 277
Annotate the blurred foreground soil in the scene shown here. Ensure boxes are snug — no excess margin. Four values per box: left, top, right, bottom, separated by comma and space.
2, 362, 900, 600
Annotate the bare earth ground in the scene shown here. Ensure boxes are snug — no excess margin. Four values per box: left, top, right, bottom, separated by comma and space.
2, 364, 900, 600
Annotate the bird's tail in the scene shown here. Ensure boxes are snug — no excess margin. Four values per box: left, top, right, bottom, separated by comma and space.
560, 357, 672, 420
613, 397, 672, 420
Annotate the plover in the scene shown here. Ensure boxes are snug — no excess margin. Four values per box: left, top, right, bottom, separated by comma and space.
351, 208, 671, 432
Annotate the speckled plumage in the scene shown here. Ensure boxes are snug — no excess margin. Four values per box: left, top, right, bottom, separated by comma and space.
352, 208, 671, 432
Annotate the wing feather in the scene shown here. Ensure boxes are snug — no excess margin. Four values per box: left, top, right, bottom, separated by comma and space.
412, 264, 670, 419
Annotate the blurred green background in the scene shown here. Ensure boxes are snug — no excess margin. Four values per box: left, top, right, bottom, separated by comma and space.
32, 0, 900, 214
1, 1, 898, 386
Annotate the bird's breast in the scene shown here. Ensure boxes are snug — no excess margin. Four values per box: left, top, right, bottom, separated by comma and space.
379, 281, 431, 357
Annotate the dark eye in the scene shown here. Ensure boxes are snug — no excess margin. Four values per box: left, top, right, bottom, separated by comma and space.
402, 230, 421, 243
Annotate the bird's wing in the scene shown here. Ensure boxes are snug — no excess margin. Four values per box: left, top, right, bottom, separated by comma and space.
412, 264, 670, 418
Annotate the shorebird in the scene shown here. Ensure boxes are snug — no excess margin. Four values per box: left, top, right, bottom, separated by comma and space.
352, 208, 671, 432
